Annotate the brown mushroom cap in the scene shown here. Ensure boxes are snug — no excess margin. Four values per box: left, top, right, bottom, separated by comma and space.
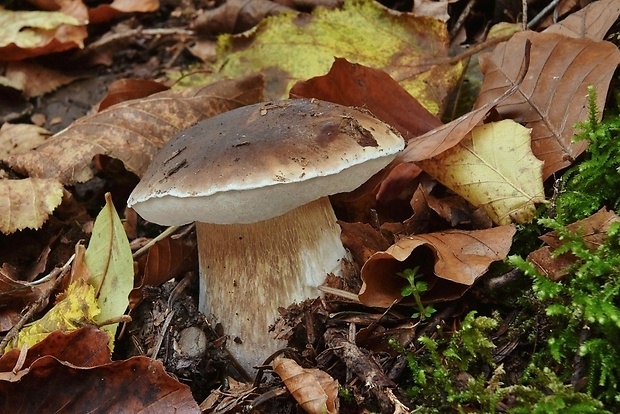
128, 99, 404, 225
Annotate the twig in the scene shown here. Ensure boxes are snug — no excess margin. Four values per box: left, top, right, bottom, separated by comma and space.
318, 285, 361, 302
528, 0, 561, 29
132, 225, 179, 259
0, 255, 75, 353
449, 0, 476, 40
522, 0, 528, 31
324, 327, 403, 412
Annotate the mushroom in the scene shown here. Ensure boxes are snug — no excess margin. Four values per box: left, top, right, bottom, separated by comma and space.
127, 99, 404, 373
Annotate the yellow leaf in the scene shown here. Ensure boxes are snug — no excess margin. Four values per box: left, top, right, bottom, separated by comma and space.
0, 178, 64, 234
84, 193, 133, 347
11, 281, 100, 350
184, 0, 461, 114
419, 120, 545, 225
0, 8, 81, 49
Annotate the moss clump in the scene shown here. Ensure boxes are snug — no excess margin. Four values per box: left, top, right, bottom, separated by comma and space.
554, 86, 620, 224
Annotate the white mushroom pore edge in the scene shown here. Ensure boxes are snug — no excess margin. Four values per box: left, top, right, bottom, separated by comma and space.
127, 98, 405, 374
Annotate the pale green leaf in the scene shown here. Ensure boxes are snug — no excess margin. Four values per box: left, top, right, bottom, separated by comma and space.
185, 0, 462, 114
84, 193, 133, 346
419, 120, 545, 225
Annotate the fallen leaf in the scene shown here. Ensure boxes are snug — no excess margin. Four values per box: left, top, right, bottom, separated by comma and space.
359, 226, 516, 307
339, 221, 390, 267
418, 120, 545, 225
5, 74, 264, 184
0, 62, 77, 98
0, 269, 45, 331
290, 58, 442, 140
0, 8, 87, 61
10, 281, 100, 350
89, 0, 160, 24
0, 327, 111, 371
0, 178, 64, 234
202, 0, 462, 112
273, 356, 339, 414
97, 78, 169, 111
0, 123, 51, 158
0, 355, 199, 413
130, 235, 197, 309
192, 0, 294, 35
474, 31, 620, 179
543, 0, 620, 40
527, 208, 620, 280
84, 193, 133, 345
397, 38, 531, 164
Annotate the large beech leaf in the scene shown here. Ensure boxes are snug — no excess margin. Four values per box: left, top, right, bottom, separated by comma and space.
418, 120, 545, 225
359, 226, 516, 307
204, 0, 462, 113
0, 178, 64, 234
474, 30, 620, 179
5, 74, 264, 184
84, 193, 133, 344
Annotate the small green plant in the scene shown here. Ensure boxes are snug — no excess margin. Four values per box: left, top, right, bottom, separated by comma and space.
554, 86, 620, 224
398, 267, 436, 320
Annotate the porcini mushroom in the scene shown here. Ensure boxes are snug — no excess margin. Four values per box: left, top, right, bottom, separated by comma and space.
127, 99, 404, 373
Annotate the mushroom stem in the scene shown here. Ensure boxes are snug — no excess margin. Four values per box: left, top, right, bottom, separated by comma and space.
195, 196, 347, 373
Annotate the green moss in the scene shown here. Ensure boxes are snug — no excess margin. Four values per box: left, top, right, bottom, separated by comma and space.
554, 86, 620, 224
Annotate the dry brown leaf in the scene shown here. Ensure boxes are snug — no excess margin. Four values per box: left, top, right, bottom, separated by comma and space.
339, 221, 390, 267
474, 31, 620, 179
359, 226, 516, 307
0, 178, 64, 234
0, 355, 199, 412
193, 0, 293, 35
273, 356, 339, 414
527, 208, 620, 280
89, 0, 160, 24
130, 235, 198, 309
0, 327, 111, 371
5, 74, 264, 184
290, 58, 442, 141
0, 268, 45, 331
0, 123, 51, 158
397, 38, 531, 165
0, 62, 77, 98
543, 0, 620, 40
97, 78, 169, 111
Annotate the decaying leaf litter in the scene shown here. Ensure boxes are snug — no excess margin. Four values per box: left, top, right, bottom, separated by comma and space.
0, 0, 619, 412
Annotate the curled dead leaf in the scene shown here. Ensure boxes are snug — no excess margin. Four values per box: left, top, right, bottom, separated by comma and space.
273, 356, 339, 414
359, 226, 516, 307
